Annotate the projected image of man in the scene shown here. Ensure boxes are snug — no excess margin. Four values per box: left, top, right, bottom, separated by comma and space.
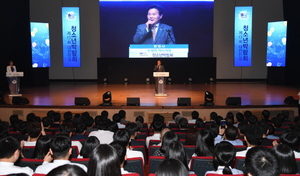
133, 4, 176, 44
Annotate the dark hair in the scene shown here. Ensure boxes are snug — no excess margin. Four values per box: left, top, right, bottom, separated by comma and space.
244, 125, 263, 146
195, 129, 214, 156
52, 112, 61, 122
80, 136, 100, 158
195, 118, 205, 128
226, 112, 235, 125
125, 122, 139, 136
266, 124, 275, 135
113, 129, 130, 147
9, 114, 19, 125
244, 110, 253, 119
112, 113, 122, 123
191, 111, 199, 119
18, 121, 28, 135
148, 4, 164, 15
63, 111, 73, 122
262, 110, 270, 119
13, 119, 23, 132
95, 116, 110, 130
26, 113, 36, 122
272, 117, 283, 128
206, 123, 219, 138
272, 144, 298, 174
0, 136, 20, 159
152, 120, 163, 132
256, 121, 268, 135
60, 124, 73, 136
47, 164, 87, 176
87, 144, 121, 176
224, 126, 239, 141
213, 141, 236, 174
72, 114, 82, 128
238, 121, 249, 135
42, 116, 52, 127
108, 121, 118, 133
82, 115, 94, 128
160, 131, 178, 154
178, 118, 188, 128
245, 147, 279, 176
215, 116, 223, 127
280, 131, 300, 151
210, 112, 218, 121
110, 141, 126, 164
32, 135, 51, 159
281, 110, 289, 119
294, 116, 300, 123
135, 116, 144, 124
118, 110, 126, 119
172, 112, 180, 120
0, 121, 9, 138
236, 112, 245, 123
100, 110, 108, 118
27, 121, 42, 138
165, 141, 188, 170
50, 134, 71, 159
185, 128, 198, 145
75, 123, 87, 134
248, 115, 258, 125
156, 158, 189, 176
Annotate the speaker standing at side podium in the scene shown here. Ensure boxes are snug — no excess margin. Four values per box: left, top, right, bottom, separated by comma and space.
154, 60, 165, 93
6, 61, 17, 94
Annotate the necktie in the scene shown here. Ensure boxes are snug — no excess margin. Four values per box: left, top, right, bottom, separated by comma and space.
152, 25, 157, 41
11, 66, 14, 72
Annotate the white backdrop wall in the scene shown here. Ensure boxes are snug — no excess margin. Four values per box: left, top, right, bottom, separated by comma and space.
30, 0, 283, 80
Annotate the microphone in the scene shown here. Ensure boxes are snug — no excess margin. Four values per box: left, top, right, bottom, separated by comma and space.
166, 29, 176, 44
166, 29, 171, 33
149, 24, 153, 30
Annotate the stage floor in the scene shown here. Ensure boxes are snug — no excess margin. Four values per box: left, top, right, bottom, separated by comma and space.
4, 81, 299, 107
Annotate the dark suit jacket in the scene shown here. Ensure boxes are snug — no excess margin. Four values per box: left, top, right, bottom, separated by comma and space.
133, 23, 176, 44
153, 65, 165, 72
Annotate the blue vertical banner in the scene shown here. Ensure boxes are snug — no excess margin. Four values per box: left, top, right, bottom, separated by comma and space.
234, 6, 252, 67
62, 7, 80, 67
266, 21, 287, 67
30, 22, 51, 68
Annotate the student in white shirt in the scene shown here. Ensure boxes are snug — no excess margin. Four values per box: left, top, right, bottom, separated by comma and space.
146, 120, 163, 148
35, 134, 87, 174
0, 136, 33, 176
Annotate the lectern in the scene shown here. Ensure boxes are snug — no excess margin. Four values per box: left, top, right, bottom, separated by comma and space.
153, 72, 169, 97
6, 72, 24, 96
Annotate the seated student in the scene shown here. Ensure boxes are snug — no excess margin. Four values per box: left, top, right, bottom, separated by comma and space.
245, 147, 279, 176
193, 129, 214, 157
135, 115, 144, 124
146, 120, 163, 148
234, 112, 245, 127
205, 112, 218, 125
63, 111, 73, 123
205, 141, 243, 175
112, 113, 125, 129
112, 129, 144, 164
195, 118, 205, 128
266, 124, 279, 139
110, 142, 131, 174
248, 115, 258, 125
275, 130, 300, 158
78, 136, 100, 158
87, 144, 121, 176
24, 121, 45, 147
47, 164, 88, 176
236, 125, 263, 157
165, 141, 191, 172
281, 110, 292, 122
0, 136, 33, 176
272, 116, 284, 135
225, 112, 235, 127
50, 112, 62, 128
35, 134, 87, 174
82, 115, 96, 133
167, 111, 180, 126
0, 120, 9, 138
237, 121, 249, 139
88, 116, 114, 144
32, 135, 51, 159
172, 117, 188, 133
153, 131, 179, 157
188, 111, 199, 124
42, 116, 57, 134
261, 110, 271, 123
60, 124, 82, 151
72, 123, 88, 140
272, 144, 298, 175
214, 126, 244, 146
119, 110, 130, 123
156, 158, 189, 176
125, 122, 142, 146
256, 121, 273, 146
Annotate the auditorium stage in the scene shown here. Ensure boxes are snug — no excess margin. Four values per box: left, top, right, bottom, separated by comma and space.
1, 81, 299, 122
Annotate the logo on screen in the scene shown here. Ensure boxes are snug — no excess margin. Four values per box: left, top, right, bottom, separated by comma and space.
239, 11, 249, 20
66, 11, 77, 20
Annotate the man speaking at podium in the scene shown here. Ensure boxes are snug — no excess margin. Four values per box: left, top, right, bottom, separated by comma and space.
154, 60, 165, 93
133, 4, 176, 44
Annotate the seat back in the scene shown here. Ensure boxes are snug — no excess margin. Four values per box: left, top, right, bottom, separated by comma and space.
136, 133, 147, 140
175, 132, 187, 139
296, 158, 300, 175
149, 146, 161, 157
124, 157, 144, 176
149, 156, 164, 174
190, 156, 214, 176
70, 146, 80, 159
122, 173, 140, 176
149, 140, 161, 147
131, 139, 146, 147
184, 145, 195, 159
16, 158, 44, 170
234, 145, 247, 152
132, 146, 146, 162
234, 156, 246, 173
22, 146, 36, 158
70, 158, 90, 167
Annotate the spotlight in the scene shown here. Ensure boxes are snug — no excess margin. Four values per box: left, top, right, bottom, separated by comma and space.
209, 77, 214, 84
103, 78, 108, 85
124, 78, 128, 85
201, 91, 214, 106
167, 77, 172, 84
99, 91, 112, 106
188, 77, 192, 84
146, 78, 151, 85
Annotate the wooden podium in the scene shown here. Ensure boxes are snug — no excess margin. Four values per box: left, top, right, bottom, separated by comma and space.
153, 72, 169, 97
6, 72, 24, 96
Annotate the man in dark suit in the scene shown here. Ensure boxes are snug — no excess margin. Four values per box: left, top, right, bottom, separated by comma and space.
133, 4, 176, 44
154, 60, 165, 93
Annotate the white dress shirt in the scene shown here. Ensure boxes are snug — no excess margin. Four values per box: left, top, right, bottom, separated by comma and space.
35, 160, 87, 174
24, 141, 37, 146
236, 147, 252, 157
0, 162, 33, 176
127, 148, 144, 165
146, 133, 161, 148
88, 130, 114, 144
